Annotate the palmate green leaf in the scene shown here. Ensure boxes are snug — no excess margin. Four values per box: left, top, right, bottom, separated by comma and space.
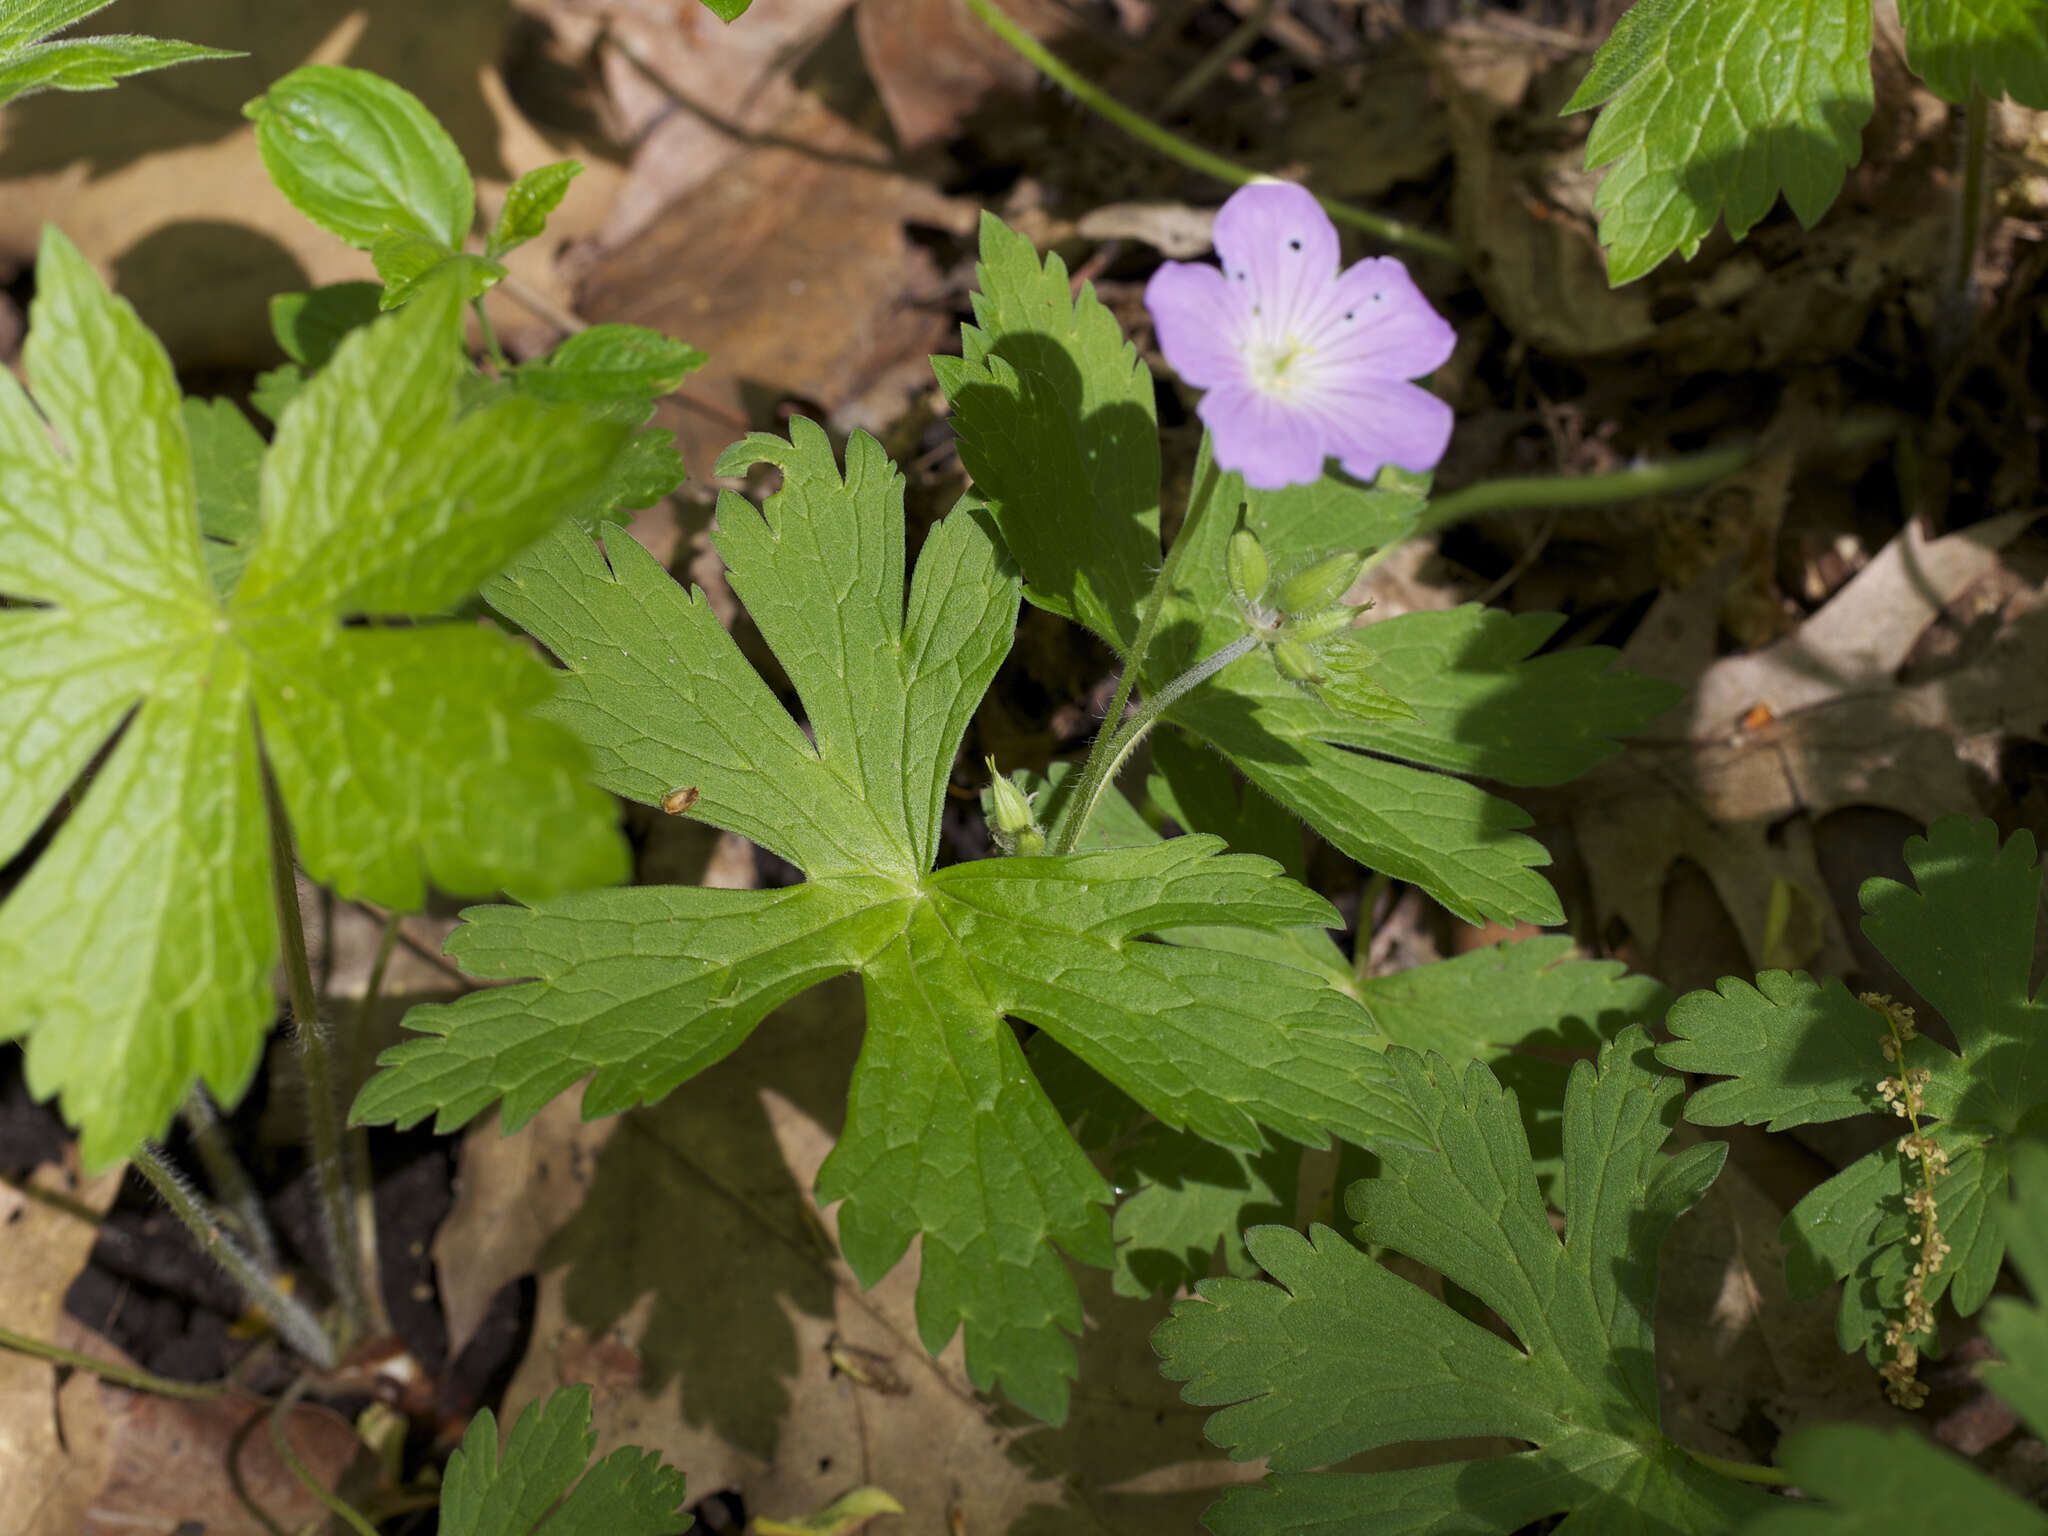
1156, 1028, 1771, 1535
0, 0, 235, 106
1661, 816, 2048, 1356
440, 1386, 690, 1536
1744, 1142, 2048, 1536
354, 420, 1426, 1422
1900, 0, 2048, 108
1150, 443, 1674, 927
1044, 749, 1668, 1293
933, 212, 1161, 653
0, 243, 629, 1165
182, 397, 263, 596
1565, 0, 1874, 283
245, 64, 475, 252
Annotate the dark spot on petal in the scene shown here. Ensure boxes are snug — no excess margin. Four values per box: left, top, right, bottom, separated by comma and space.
1288, 238, 1301, 251
1252, 304, 1261, 314
1344, 311, 1354, 321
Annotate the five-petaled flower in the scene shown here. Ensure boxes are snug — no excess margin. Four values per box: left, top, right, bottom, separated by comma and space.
1145, 181, 1457, 491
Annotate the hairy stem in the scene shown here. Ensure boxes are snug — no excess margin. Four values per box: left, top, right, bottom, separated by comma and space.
962, 0, 1461, 265
1681, 1446, 1794, 1488
346, 911, 402, 1339
0, 1323, 234, 1401
271, 1380, 381, 1536
1051, 456, 1220, 855
1416, 440, 1756, 534
181, 1086, 281, 1274
471, 296, 510, 372
263, 768, 370, 1351
1055, 633, 1259, 852
132, 1145, 335, 1368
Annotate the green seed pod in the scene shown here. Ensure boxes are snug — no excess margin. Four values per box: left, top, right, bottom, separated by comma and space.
1282, 605, 1354, 645
1227, 527, 1271, 610
1276, 550, 1366, 617
1272, 638, 1324, 685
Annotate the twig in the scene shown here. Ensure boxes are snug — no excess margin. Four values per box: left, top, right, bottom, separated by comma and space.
270, 1380, 381, 1536
963, 0, 1463, 265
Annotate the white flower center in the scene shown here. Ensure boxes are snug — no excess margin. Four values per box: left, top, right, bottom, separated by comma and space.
1244, 332, 1314, 400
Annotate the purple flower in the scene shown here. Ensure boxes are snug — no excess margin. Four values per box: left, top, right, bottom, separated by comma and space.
1144, 182, 1457, 491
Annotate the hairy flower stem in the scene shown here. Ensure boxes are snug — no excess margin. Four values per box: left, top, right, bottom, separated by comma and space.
962, 0, 1462, 266
1057, 634, 1260, 847
1052, 457, 1221, 855
346, 912, 402, 1339
1681, 1446, 1794, 1488
181, 1086, 281, 1274
133, 1144, 336, 1368
262, 768, 370, 1352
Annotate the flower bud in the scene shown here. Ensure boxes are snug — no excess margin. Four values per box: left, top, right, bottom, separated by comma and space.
1272, 638, 1324, 685
984, 757, 1045, 857
1227, 527, 1271, 611
1276, 551, 1366, 617
1280, 605, 1354, 646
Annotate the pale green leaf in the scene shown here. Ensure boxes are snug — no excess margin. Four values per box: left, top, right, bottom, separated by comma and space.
361, 422, 1421, 1421
514, 325, 708, 410
1900, 0, 2048, 107
0, 228, 629, 1165
246, 64, 475, 251
370, 232, 502, 311
1565, 0, 1874, 283
490, 159, 584, 258
182, 397, 263, 596
1156, 1028, 1767, 1533
269, 282, 384, 369
439, 1386, 690, 1536
932, 211, 1159, 652
235, 271, 629, 620
0, 34, 232, 103
1663, 817, 2048, 1353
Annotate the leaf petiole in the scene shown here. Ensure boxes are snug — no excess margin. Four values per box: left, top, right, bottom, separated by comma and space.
1050, 453, 1221, 855
262, 766, 370, 1350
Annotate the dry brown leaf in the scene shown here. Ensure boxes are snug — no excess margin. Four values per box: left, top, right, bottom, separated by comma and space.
435, 1090, 621, 1357
853, 0, 1070, 153
488, 981, 1257, 1535
1556, 514, 2044, 972
574, 91, 961, 476
1657, 1148, 1908, 1462
77, 1387, 366, 1536
0, 1155, 123, 1536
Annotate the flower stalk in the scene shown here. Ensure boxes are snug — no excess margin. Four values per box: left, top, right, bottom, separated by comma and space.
1866, 992, 1949, 1409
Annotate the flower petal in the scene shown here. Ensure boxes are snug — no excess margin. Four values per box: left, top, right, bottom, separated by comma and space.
1144, 260, 1245, 389
1316, 257, 1457, 379
1305, 379, 1455, 480
1199, 384, 1327, 490
1212, 182, 1341, 338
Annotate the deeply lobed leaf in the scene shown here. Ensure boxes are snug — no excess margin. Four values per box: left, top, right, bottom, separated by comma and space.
1661, 816, 2048, 1355
1155, 1027, 1766, 1533
439, 1386, 690, 1536
1899, 0, 2048, 108
1566, 0, 1874, 283
358, 421, 1424, 1420
0, 241, 628, 1163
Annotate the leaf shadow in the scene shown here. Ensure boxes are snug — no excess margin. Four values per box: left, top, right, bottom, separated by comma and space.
2, 0, 531, 182
946, 328, 1161, 647
110, 220, 309, 368
536, 979, 861, 1461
